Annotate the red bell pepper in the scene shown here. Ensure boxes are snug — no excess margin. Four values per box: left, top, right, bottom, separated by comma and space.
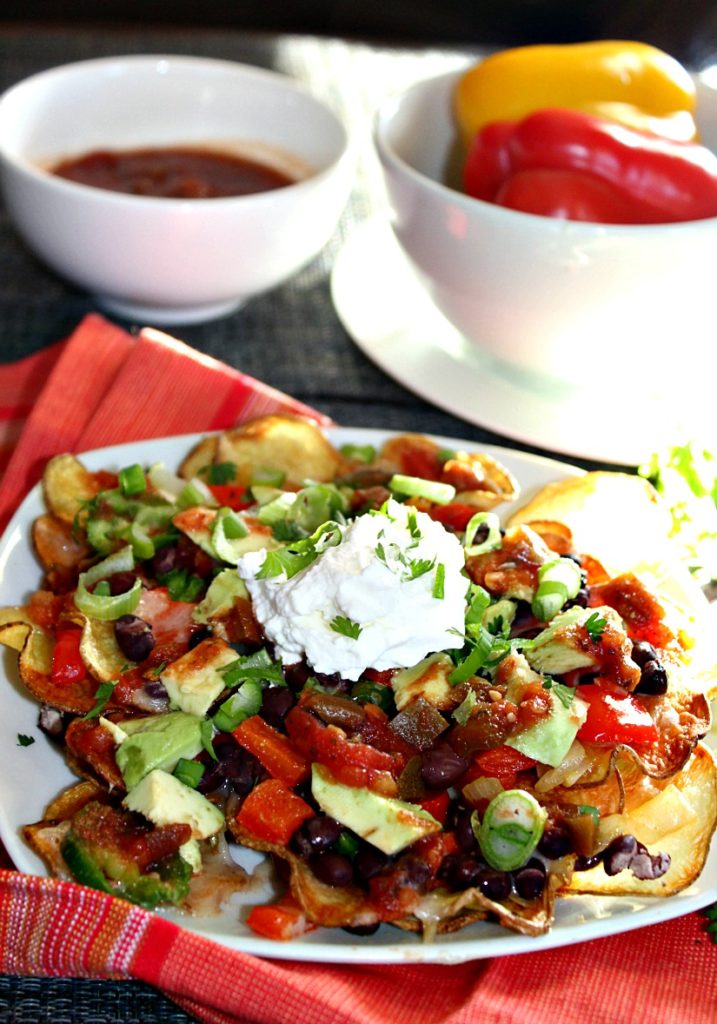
576, 682, 658, 747
235, 778, 314, 846
207, 483, 251, 510
51, 627, 87, 686
464, 746, 538, 789
233, 715, 309, 788
464, 108, 717, 224
426, 502, 479, 533
246, 897, 317, 940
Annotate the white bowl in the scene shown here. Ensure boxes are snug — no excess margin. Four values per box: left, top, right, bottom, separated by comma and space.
375, 67, 717, 392
0, 55, 354, 324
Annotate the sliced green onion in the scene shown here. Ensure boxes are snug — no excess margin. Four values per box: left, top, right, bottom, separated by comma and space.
339, 443, 376, 463
452, 689, 478, 725
335, 831, 360, 858
173, 758, 205, 789
75, 546, 141, 621
251, 466, 287, 489
476, 789, 547, 871
212, 679, 263, 732
465, 584, 491, 625
436, 448, 457, 463
388, 474, 456, 505
86, 515, 118, 554
433, 562, 445, 599
118, 464, 146, 497
177, 479, 217, 510
210, 507, 250, 564
448, 626, 495, 685
93, 581, 111, 597
463, 512, 502, 556
287, 484, 347, 536
256, 492, 297, 526
531, 557, 582, 622
129, 519, 155, 560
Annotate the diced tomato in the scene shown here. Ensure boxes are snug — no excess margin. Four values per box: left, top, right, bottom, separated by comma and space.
285, 706, 400, 793
398, 443, 443, 481
27, 591, 64, 631
207, 483, 252, 511
246, 898, 316, 941
590, 574, 674, 648
418, 790, 450, 824
233, 715, 309, 788
464, 746, 539, 789
576, 682, 658, 747
236, 778, 314, 846
362, 668, 395, 686
51, 627, 87, 686
426, 502, 477, 533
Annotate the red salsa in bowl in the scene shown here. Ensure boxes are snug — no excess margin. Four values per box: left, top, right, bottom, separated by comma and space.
51, 146, 296, 199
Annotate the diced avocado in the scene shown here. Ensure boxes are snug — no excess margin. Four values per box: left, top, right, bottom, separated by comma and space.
391, 653, 457, 711
498, 652, 543, 705
193, 568, 249, 624
99, 716, 129, 745
124, 768, 225, 839
161, 637, 238, 717
178, 838, 203, 874
311, 763, 441, 855
506, 686, 589, 768
115, 711, 204, 790
524, 606, 598, 675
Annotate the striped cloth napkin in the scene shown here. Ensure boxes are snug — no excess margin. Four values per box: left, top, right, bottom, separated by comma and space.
1, 313, 716, 1023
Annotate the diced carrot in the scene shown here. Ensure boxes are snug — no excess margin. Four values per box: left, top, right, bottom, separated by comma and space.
233, 715, 309, 788
236, 778, 314, 846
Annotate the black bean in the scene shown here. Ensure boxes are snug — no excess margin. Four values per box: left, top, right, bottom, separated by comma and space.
188, 627, 211, 650
291, 815, 342, 858
631, 640, 658, 667
107, 571, 139, 595
260, 686, 296, 729
38, 704, 66, 739
513, 859, 547, 900
475, 867, 511, 902
449, 805, 478, 852
439, 853, 483, 889
634, 659, 668, 696
396, 854, 431, 887
114, 614, 155, 662
603, 834, 639, 876
309, 852, 355, 887
342, 922, 380, 936
420, 745, 469, 790
198, 739, 259, 795
538, 819, 573, 860
354, 844, 391, 882
630, 845, 670, 881
573, 853, 603, 872
151, 545, 180, 577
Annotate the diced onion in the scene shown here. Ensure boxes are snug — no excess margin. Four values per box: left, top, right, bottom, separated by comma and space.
535, 740, 591, 793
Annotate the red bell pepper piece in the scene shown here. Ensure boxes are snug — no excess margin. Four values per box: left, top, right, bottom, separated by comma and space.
426, 502, 479, 533
235, 778, 314, 846
207, 483, 251, 510
418, 790, 450, 825
576, 682, 658, 747
246, 897, 317, 940
465, 746, 539, 788
51, 627, 87, 686
233, 715, 309, 788
464, 108, 717, 224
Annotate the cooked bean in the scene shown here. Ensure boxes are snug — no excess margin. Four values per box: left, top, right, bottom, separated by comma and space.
291, 815, 342, 858
538, 819, 573, 859
631, 639, 658, 667
439, 853, 483, 889
309, 852, 355, 887
573, 853, 602, 872
630, 843, 671, 880
448, 803, 478, 851
513, 859, 546, 899
354, 844, 391, 882
107, 571, 138, 595
420, 745, 469, 790
342, 922, 380, 936
475, 867, 511, 901
634, 659, 668, 695
114, 614, 155, 662
260, 686, 296, 729
603, 834, 639, 876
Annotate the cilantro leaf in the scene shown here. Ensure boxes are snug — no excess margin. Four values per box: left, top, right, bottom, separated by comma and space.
405, 557, 435, 580
204, 461, 237, 485
585, 611, 608, 642
542, 676, 575, 709
17, 734, 35, 747
83, 680, 118, 720
330, 616, 362, 640
221, 648, 285, 688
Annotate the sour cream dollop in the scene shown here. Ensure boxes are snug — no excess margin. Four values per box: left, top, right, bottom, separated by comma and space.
236, 499, 466, 680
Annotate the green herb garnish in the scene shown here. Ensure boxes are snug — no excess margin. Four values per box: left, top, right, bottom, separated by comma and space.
330, 616, 362, 639
83, 680, 118, 720
16, 734, 35, 747
204, 462, 237, 485
585, 610, 608, 642
433, 562, 446, 600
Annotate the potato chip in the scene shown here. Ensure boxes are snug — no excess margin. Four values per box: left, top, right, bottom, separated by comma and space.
178, 435, 219, 481
215, 415, 341, 487
33, 513, 89, 569
80, 617, 133, 682
42, 453, 103, 524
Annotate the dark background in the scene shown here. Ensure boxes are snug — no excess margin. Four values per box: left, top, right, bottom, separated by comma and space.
3, 1, 717, 67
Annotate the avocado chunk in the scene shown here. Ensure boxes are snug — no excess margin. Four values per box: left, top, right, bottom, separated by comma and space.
506, 685, 589, 768
115, 711, 204, 791
524, 606, 598, 675
391, 653, 457, 711
160, 637, 238, 717
193, 568, 249, 624
311, 763, 441, 855
123, 768, 225, 840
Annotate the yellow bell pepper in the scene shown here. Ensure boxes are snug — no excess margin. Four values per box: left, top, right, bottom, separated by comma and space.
455, 40, 698, 148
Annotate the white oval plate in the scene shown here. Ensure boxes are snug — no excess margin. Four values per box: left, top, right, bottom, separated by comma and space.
1, 428, 715, 964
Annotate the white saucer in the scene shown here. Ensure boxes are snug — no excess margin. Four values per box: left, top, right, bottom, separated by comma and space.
331, 219, 712, 466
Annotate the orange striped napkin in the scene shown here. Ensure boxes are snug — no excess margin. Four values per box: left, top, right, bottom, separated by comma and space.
1, 313, 716, 1024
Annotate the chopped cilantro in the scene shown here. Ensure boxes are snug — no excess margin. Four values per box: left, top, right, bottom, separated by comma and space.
158, 568, 205, 602
339, 443, 376, 463
17, 734, 35, 747
200, 719, 218, 761
221, 648, 285, 688
585, 611, 608, 642
406, 508, 422, 540
542, 677, 575, 709
405, 557, 435, 580
330, 616, 362, 639
203, 462, 237, 485
83, 680, 118, 720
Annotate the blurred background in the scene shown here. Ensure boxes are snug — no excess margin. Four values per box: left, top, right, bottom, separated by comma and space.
3, 1, 717, 67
